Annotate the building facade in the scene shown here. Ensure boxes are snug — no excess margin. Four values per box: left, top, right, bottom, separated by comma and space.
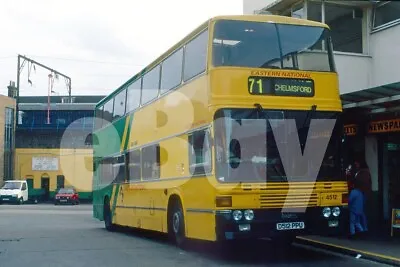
0, 95, 16, 186
244, 0, 400, 231
15, 95, 104, 201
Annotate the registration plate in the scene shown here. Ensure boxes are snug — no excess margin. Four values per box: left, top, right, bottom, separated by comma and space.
276, 222, 305, 231
60, 199, 67, 202
2, 198, 9, 201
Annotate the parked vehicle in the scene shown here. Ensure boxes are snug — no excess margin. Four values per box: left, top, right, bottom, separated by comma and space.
0, 180, 29, 204
54, 188, 79, 205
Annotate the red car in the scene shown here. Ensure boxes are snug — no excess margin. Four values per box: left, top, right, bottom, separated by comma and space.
54, 188, 79, 205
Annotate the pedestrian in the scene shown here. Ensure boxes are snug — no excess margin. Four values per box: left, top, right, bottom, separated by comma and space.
348, 178, 365, 239
354, 159, 372, 234
345, 163, 355, 191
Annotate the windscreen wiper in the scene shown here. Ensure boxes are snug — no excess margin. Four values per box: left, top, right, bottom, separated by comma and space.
253, 103, 267, 120
302, 105, 317, 129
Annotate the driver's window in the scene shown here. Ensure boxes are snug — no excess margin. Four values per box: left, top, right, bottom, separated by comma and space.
21, 183, 27, 190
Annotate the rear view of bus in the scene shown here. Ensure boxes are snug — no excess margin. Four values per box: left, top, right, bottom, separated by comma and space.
209, 16, 347, 243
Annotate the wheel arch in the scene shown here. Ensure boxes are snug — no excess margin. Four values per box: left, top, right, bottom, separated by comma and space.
167, 191, 186, 233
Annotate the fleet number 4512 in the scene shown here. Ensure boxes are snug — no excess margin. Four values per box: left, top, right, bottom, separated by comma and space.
325, 194, 338, 200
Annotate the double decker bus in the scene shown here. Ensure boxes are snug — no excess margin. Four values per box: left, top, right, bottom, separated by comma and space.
92, 15, 348, 247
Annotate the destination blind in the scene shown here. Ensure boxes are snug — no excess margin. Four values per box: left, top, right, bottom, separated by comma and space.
248, 77, 314, 97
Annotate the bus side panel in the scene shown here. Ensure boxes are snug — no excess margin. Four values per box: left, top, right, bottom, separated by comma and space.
93, 184, 114, 220
114, 184, 164, 232
182, 177, 217, 241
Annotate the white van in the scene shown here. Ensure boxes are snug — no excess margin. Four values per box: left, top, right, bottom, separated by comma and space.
0, 180, 29, 204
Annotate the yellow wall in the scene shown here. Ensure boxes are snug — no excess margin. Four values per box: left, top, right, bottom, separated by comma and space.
15, 148, 93, 192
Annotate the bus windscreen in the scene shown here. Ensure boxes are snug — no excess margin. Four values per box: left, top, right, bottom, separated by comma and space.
212, 20, 335, 72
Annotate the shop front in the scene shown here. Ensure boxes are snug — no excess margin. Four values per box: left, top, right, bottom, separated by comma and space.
343, 113, 400, 233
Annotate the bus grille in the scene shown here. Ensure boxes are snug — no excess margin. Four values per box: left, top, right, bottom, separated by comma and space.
259, 193, 318, 208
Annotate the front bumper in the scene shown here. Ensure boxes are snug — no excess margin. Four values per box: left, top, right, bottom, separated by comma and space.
55, 198, 75, 204
0, 195, 19, 203
215, 206, 348, 241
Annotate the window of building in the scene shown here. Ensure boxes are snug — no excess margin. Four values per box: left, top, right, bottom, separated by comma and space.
126, 79, 141, 113
183, 29, 208, 81
103, 99, 114, 124
127, 150, 141, 181
141, 66, 160, 105
307, 1, 322, 22
188, 129, 211, 175
113, 88, 127, 120
325, 3, 362, 53
17, 111, 24, 125
307, 1, 362, 54
160, 48, 183, 94
4, 107, 14, 179
141, 144, 160, 180
374, 1, 400, 29
292, 2, 304, 18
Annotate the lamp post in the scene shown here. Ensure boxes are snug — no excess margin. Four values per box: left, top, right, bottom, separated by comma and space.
47, 73, 53, 125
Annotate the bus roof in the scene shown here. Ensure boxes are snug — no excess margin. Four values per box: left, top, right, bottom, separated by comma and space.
96, 15, 329, 107
210, 15, 329, 28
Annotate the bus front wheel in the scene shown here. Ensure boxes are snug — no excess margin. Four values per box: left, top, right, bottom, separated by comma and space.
169, 201, 186, 248
104, 198, 116, 232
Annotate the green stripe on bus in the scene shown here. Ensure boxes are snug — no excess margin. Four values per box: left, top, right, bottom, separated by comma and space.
111, 184, 120, 218
124, 114, 134, 150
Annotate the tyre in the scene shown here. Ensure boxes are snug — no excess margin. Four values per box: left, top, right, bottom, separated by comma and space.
169, 200, 186, 248
104, 198, 116, 231
18, 197, 24, 205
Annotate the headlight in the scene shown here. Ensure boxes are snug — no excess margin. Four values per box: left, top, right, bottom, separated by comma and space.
322, 207, 331, 218
232, 210, 243, 221
332, 207, 341, 217
244, 210, 254, 221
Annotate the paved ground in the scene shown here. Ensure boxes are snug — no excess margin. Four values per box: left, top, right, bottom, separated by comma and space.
0, 204, 389, 267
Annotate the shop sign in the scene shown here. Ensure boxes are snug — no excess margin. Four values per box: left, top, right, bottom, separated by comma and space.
369, 119, 400, 133
344, 124, 357, 136
32, 157, 58, 171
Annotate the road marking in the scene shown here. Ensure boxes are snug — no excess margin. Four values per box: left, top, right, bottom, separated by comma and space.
297, 236, 400, 264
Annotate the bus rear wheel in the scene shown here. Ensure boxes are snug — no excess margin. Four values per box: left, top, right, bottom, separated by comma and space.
169, 201, 186, 248
104, 198, 115, 232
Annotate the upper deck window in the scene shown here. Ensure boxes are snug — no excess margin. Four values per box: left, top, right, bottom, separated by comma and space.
212, 20, 335, 72
113, 88, 127, 121
141, 65, 160, 105
183, 29, 208, 81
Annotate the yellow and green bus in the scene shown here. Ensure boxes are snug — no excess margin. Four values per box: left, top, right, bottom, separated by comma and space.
92, 15, 348, 246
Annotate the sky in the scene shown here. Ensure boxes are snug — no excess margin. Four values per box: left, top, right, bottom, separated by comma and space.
0, 0, 243, 97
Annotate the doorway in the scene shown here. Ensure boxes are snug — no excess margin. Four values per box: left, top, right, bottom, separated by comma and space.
41, 176, 50, 201
382, 138, 400, 221
57, 175, 65, 190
